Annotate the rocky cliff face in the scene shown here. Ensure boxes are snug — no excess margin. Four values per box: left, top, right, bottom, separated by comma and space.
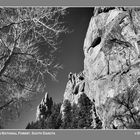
83, 7, 140, 105
36, 92, 53, 120
61, 7, 140, 129
63, 72, 85, 104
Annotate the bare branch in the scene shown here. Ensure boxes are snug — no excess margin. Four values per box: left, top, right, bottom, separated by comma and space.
0, 7, 68, 124
0, 99, 13, 111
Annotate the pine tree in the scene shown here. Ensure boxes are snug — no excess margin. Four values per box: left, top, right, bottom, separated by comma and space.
55, 113, 62, 129
25, 123, 31, 129
71, 103, 79, 128
77, 93, 93, 129
45, 103, 62, 129
61, 100, 72, 129
26, 102, 62, 129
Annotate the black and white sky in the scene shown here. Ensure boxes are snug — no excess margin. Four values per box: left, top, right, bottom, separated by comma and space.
5, 7, 94, 129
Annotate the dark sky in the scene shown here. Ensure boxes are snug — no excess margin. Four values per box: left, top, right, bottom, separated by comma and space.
5, 7, 94, 129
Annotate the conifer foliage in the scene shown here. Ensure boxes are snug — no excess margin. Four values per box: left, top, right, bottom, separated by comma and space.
26, 93, 93, 129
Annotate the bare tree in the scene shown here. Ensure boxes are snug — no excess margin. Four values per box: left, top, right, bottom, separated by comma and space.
0, 7, 68, 126
110, 87, 140, 129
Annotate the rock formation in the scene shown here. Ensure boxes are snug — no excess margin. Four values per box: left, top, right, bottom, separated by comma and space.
61, 7, 140, 129
36, 92, 53, 120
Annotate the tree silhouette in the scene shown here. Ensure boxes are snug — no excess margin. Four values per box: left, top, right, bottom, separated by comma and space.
70, 103, 79, 128
77, 93, 93, 129
45, 103, 62, 129
25, 94, 94, 129
26, 102, 62, 129
61, 100, 72, 129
